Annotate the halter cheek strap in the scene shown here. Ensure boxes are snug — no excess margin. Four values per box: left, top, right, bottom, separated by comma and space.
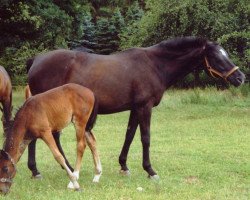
204, 57, 239, 81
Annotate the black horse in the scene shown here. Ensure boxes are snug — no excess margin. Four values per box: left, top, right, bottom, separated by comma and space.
27, 37, 245, 179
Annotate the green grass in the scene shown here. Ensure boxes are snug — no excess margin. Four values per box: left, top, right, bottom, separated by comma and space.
0, 86, 250, 200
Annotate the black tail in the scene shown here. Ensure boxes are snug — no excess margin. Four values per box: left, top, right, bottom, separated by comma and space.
26, 57, 34, 73
86, 97, 98, 132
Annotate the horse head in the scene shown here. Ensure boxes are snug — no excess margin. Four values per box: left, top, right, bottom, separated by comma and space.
0, 150, 16, 195
204, 42, 245, 86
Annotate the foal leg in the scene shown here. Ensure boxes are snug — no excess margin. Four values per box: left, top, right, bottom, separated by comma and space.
86, 131, 102, 182
42, 131, 80, 190
136, 103, 159, 180
53, 132, 74, 172
67, 124, 87, 189
28, 139, 42, 178
119, 110, 138, 175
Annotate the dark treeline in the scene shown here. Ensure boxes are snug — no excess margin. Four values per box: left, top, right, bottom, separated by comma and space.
0, 0, 249, 86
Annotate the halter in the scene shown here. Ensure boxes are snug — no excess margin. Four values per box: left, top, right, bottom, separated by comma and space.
0, 150, 16, 184
204, 57, 239, 81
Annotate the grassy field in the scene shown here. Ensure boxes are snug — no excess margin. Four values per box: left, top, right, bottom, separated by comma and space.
0, 86, 249, 200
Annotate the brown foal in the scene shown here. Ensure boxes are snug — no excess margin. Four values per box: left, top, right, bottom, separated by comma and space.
0, 83, 101, 194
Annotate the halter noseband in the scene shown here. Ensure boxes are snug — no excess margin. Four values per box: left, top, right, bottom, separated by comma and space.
204, 57, 239, 81
0, 150, 16, 184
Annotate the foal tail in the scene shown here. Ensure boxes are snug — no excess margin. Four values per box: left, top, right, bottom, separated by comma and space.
86, 97, 98, 132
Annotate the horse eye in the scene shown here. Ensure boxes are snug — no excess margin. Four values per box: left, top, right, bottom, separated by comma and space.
2, 166, 8, 173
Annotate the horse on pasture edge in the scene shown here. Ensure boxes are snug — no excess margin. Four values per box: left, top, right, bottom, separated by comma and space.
0, 83, 101, 194
0, 66, 12, 134
26, 36, 245, 179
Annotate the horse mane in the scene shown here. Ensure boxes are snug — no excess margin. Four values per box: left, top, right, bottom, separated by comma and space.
157, 36, 208, 61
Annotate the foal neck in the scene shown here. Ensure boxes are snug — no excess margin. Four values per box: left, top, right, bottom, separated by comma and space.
3, 122, 27, 163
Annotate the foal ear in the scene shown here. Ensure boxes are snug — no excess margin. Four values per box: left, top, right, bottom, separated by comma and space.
0, 150, 9, 160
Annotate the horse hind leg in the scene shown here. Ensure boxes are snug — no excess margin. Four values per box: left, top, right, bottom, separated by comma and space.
42, 131, 80, 190
85, 131, 102, 182
28, 139, 42, 178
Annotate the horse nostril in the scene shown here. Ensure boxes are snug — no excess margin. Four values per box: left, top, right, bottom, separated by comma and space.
236, 77, 244, 84
0, 187, 9, 195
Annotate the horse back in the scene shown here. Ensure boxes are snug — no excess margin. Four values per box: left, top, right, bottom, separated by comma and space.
28, 50, 84, 94
28, 49, 165, 113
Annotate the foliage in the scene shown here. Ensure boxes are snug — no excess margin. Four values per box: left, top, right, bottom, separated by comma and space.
0, 0, 89, 85
0, 0, 249, 86
121, 0, 249, 47
120, 0, 249, 87
120, 1, 144, 49
218, 31, 250, 71
0, 42, 47, 85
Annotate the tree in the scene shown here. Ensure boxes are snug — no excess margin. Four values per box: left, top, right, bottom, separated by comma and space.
120, 0, 249, 86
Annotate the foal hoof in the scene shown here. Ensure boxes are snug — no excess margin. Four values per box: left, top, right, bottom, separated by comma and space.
92, 174, 102, 183
148, 174, 160, 180
119, 169, 130, 176
32, 174, 42, 179
67, 181, 74, 189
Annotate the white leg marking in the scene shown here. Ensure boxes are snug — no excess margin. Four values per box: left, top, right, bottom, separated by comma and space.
149, 174, 160, 180
67, 171, 80, 189
93, 160, 102, 183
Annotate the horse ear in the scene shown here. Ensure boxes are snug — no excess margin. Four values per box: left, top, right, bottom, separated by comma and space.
0, 150, 9, 160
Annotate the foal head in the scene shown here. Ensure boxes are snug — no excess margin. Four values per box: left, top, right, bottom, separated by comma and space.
0, 150, 16, 195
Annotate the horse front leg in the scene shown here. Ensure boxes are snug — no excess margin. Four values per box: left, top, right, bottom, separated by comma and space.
119, 110, 138, 175
28, 139, 42, 178
137, 103, 159, 179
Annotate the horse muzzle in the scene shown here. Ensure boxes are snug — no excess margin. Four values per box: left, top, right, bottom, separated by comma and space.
227, 69, 246, 87
0, 185, 10, 195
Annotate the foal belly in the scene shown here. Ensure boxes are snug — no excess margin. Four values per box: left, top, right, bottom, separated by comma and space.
50, 114, 72, 132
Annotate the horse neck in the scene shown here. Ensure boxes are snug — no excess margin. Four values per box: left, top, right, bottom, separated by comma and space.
146, 45, 204, 88
4, 121, 27, 163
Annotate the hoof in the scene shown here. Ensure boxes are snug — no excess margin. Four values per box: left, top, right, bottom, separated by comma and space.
67, 181, 81, 190
119, 169, 130, 176
92, 174, 101, 183
148, 174, 160, 180
67, 181, 74, 189
32, 174, 42, 179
